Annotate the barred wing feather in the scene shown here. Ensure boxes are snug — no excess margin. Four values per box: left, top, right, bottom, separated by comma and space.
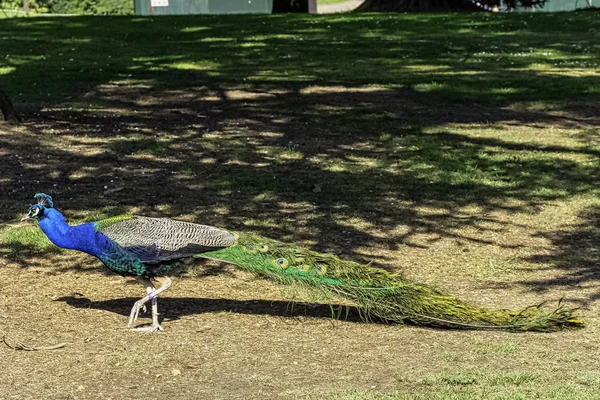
99, 216, 235, 262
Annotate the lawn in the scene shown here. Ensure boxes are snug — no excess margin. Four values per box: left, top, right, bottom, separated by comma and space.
1, 10, 600, 400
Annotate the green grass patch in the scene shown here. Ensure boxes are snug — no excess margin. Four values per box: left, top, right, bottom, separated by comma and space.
0, 12, 598, 103
290, 370, 600, 399
474, 341, 519, 356
109, 138, 171, 156
0, 225, 61, 254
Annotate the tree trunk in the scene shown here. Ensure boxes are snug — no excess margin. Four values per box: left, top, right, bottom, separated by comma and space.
0, 86, 19, 122
23, 0, 30, 14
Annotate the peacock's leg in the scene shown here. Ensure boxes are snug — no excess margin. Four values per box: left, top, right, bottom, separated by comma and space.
127, 278, 154, 330
131, 282, 164, 332
138, 278, 152, 315
128, 277, 172, 332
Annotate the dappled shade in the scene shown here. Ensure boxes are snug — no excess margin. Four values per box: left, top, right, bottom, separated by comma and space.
0, 12, 599, 299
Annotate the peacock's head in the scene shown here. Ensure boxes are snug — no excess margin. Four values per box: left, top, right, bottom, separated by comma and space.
22, 204, 45, 221
21, 193, 54, 221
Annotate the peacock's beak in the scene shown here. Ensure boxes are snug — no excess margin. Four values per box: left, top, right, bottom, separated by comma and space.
21, 208, 34, 221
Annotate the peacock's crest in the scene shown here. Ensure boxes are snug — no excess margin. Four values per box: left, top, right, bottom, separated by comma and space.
34, 193, 54, 208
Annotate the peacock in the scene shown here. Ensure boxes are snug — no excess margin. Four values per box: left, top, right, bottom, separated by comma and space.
20, 193, 583, 332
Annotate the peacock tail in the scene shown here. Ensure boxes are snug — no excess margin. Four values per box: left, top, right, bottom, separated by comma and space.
196, 232, 583, 332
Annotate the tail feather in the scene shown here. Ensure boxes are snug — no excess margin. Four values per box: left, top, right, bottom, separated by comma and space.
195, 232, 583, 332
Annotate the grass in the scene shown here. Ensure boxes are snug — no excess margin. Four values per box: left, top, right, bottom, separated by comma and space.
1, 224, 61, 254
292, 379, 600, 399
1, 9, 600, 400
290, 370, 600, 399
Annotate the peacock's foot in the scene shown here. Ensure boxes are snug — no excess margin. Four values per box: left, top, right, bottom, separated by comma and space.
127, 299, 147, 327
130, 323, 164, 333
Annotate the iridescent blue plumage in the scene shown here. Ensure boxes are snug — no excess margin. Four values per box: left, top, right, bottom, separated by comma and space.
37, 207, 148, 276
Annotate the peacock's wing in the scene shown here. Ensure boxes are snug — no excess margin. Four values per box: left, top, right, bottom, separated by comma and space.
94, 215, 235, 263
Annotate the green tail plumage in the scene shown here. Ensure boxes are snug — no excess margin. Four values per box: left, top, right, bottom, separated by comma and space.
197, 232, 583, 332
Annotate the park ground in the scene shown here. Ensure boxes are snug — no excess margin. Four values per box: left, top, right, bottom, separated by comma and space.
1, 10, 600, 400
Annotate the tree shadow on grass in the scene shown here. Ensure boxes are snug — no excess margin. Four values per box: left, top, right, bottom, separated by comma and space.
2, 82, 600, 274
521, 205, 600, 306
1, 12, 599, 288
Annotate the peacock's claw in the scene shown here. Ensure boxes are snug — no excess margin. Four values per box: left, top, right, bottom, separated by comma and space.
127, 299, 146, 328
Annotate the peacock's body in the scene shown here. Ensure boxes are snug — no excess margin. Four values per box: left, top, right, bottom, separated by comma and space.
21, 193, 583, 332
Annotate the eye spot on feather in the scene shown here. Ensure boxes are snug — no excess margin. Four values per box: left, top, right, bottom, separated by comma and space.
297, 264, 310, 272
275, 258, 289, 269
258, 244, 269, 253
246, 245, 258, 254
316, 265, 327, 275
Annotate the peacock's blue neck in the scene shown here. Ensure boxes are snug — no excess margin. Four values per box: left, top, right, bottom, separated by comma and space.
38, 208, 112, 258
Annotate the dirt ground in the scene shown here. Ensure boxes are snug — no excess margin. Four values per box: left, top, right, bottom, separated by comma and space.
2, 83, 600, 399
2, 255, 600, 400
